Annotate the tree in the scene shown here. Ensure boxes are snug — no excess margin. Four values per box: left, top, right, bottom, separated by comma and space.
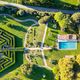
54, 12, 70, 31
59, 18, 70, 31
38, 16, 50, 25
52, 66, 59, 80
76, 72, 80, 80
57, 55, 80, 80
54, 12, 65, 22
71, 12, 80, 34
76, 54, 80, 65
20, 64, 32, 75
58, 58, 75, 80
16, 9, 25, 16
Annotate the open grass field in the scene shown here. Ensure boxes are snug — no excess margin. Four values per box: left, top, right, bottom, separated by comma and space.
49, 0, 80, 6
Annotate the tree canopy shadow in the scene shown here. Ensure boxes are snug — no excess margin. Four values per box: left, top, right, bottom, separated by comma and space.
27, 64, 55, 80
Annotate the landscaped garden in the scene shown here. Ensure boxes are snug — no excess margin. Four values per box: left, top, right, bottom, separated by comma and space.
26, 25, 45, 48
0, 1, 80, 80
0, 28, 15, 72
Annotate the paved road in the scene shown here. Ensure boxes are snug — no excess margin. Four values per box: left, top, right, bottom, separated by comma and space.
26, 5, 80, 14
0, 1, 80, 14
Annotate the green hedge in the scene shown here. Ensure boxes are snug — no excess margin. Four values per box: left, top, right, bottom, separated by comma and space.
0, 29, 15, 72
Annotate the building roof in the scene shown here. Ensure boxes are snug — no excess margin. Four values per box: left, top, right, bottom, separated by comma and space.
58, 34, 76, 40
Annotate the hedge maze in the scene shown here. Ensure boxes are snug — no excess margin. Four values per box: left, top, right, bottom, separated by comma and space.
0, 28, 15, 72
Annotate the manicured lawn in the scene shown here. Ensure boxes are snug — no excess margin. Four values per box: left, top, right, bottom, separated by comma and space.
45, 23, 66, 47
0, 16, 35, 47
14, 14, 38, 20
61, 0, 80, 6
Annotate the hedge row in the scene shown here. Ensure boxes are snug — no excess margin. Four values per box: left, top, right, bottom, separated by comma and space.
0, 29, 15, 72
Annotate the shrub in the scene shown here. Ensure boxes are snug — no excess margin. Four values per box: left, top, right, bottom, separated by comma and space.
38, 16, 50, 25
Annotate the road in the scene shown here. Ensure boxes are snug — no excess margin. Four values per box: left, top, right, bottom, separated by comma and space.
26, 5, 80, 14
0, 1, 80, 14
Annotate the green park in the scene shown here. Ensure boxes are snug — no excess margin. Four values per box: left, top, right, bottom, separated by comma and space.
0, 0, 80, 80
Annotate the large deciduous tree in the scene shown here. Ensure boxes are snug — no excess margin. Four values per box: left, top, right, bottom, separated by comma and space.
58, 58, 75, 80
54, 12, 70, 31
71, 12, 80, 34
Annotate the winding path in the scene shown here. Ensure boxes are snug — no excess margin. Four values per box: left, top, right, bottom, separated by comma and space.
0, 14, 37, 23
0, 1, 80, 14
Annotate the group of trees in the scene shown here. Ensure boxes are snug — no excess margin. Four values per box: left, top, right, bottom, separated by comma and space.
58, 55, 80, 80
71, 12, 80, 34
22, 0, 54, 5
54, 12, 80, 34
58, 57, 75, 80
54, 12, 70, 31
